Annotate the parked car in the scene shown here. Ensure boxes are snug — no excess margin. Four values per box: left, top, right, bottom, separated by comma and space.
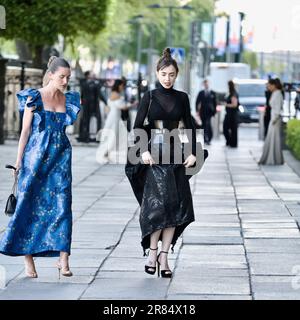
233, 79, 267, 123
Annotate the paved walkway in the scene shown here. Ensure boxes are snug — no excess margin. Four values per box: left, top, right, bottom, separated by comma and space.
0, 126, 300, 300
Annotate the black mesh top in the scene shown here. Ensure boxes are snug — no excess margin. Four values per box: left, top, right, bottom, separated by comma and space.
133, 82, 196, 155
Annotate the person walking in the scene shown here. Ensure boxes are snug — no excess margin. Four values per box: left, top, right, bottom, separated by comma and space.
126, 48, 197, 278
120, 76, 132, 132
223, 80, 239, 148
259, 78, 284, 165
294, 87, 300, 118
77, 71, 104, 142
195, 79, 217, 145
0, 56, 80, 278
96, 79, 131, 164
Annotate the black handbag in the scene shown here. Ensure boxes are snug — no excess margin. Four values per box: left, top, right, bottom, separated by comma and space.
4, 165, 17, 217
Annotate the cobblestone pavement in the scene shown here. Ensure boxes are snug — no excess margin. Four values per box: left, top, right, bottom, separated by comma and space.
0, 125, 300, 300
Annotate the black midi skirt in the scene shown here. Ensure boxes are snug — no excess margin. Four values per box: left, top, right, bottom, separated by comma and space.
125, 151, 195, 255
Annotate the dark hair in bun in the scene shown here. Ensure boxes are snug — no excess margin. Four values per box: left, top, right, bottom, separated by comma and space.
162, 47, 172, 59
156, 47, 179, 74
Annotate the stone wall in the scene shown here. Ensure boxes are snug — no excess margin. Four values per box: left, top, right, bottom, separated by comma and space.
4, 66, 43, 139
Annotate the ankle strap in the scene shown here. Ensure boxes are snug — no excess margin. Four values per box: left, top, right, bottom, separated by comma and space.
150, 247, 158, 251
160, 250, 168, 254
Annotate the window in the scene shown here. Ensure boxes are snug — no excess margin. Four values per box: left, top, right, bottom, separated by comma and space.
237, 84, 266, 97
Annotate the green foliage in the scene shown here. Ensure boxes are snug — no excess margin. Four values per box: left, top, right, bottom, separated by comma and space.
67, 0, 214, 62
265, 59, 286, 76
286, 119, 300, 160
243, 51, 258, 70
0, 0, 109, 49
0, 39, 16, 56
0, 0, 214, 65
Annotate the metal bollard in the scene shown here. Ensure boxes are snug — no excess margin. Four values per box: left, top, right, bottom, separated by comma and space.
212, 109, 221, 139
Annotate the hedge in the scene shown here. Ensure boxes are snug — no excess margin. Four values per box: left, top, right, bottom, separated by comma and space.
286, 119, 300, 160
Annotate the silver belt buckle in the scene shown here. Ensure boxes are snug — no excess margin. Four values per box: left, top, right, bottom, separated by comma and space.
153, 128, 165, 144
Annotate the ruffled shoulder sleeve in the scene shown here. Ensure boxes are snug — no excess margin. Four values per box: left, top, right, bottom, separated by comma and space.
65, 91, 81, 125
16, 88, 42, 113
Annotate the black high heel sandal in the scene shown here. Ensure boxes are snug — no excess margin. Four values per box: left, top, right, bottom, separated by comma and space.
157, 250, 172, 278
145, 247, 158, 275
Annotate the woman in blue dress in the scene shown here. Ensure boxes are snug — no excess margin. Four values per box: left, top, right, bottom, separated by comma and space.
0, 56, 80, 279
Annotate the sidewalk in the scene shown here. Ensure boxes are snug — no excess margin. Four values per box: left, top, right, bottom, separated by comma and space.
0, 126, 300, 300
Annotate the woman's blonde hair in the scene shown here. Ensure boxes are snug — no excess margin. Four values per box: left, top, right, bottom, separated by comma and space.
42, 56, 70, 87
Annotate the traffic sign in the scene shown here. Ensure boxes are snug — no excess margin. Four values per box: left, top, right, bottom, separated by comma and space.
170, 47, 185, 64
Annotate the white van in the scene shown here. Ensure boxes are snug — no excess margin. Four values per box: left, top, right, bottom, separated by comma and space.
209, 62, 251, 94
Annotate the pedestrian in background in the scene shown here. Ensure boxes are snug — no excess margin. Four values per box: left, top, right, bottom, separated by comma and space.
264, 81, 272, 138
0, 56, 80, 278
120, 76, 132, 132
259, 78, 284, 165
195, 79, 217, 145
96, 79, 131, 164
223, 80, 239, 148
294, 87, 300, 118
77, 71, 104, 143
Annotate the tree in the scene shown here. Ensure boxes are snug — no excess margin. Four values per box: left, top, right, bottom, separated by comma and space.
66, 0, 214, 66
0, 0, 110, 144
0, 0, 110, 67
243, 51, 258, 70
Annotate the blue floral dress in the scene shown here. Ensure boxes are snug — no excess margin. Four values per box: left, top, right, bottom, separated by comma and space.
0, 88, 80, 257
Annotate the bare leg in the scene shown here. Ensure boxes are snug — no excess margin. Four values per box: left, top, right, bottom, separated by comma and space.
159, 227, 175, 271
56, 251, 73, 277
146, 229, 162, 272
24, 254, 38, 278
59, 251, 70, 269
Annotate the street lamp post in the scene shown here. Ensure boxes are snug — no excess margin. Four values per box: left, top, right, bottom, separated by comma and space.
148, 4, 193, 47
128, 15, 144, 75
225, 13, 230, 63
137, 22, 142, 68
215, 12, 231, 62
238, 12, 245, 63
168, 7, 173, 47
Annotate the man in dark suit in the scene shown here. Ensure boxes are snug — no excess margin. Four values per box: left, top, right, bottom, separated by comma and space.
120, 76, 131, 132
294, 87, 300, 118
195, 79, 217, 145
77, 71, 105, 142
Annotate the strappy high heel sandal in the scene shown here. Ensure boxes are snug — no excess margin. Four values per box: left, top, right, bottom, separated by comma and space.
145, 247, 158, 275
56, 261, 73, 279
157, 250, 172, 278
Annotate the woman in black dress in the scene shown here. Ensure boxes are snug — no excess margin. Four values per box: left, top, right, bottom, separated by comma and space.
126, 48, 197, 278
223, 80, 239, 148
